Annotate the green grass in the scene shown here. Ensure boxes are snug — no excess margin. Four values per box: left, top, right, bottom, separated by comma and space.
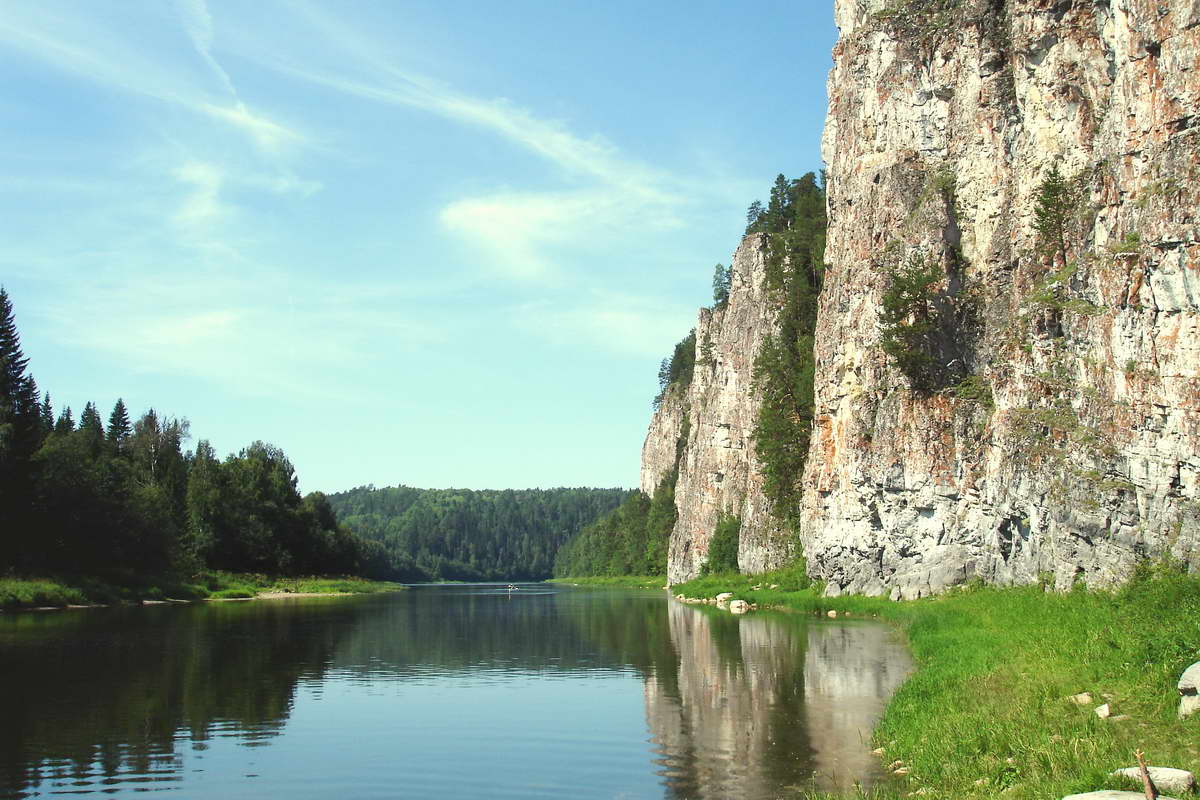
549, 575, 667, 589
0, 578, 88, 608
674, 563, 1200, 799
0, 571, 402, 609
202, 572, 403, 598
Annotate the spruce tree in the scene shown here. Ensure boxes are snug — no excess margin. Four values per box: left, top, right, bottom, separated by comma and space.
107, 398, 131, 451
79, 401, 105, 453
0, 288, 40, 568
39, 392, 53, 436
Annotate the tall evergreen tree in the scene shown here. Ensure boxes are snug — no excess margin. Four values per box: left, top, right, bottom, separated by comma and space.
54, 406, 75, 435
107, 398, 131, 451
0, 289, 43, 569
79, 401, 105, 455
39, 392, 54, 437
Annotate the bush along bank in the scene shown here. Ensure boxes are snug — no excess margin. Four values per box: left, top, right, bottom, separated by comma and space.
0, 572, 403, 610
671, 563, 1200, 800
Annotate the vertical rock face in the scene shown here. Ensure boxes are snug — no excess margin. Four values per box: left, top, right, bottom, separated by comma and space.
642, 236, 791, 584
805, 0, 1200, 597
648, 0, 1200, 594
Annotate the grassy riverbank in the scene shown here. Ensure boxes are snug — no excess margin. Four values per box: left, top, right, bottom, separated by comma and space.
548, 575, 666, 589
0, 572, 403, 609
674, 564, 1200, 800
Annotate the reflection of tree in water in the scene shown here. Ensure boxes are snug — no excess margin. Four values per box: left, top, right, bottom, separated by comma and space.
0, 587, 910, 800
0, 599, 363, 796
1, 587, 682, 798
328, 587, 683, 690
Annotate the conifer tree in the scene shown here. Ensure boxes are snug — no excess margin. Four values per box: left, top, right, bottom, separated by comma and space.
55, 406, 75, 434
0, 288, 40, 566
39, 392, 54, 436
79, 401, 105, 453
107, 398, 131, 451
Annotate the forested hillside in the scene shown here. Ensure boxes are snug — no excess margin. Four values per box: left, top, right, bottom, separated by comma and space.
328, 486, 631, 581
0, 288, 388, 585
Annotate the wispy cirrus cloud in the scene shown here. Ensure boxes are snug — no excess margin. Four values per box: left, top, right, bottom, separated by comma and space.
244, 0, 691, 282
0, 2, 303, 155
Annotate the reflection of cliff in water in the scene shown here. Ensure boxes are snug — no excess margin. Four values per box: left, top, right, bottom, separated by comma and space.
645, 601, 911, 797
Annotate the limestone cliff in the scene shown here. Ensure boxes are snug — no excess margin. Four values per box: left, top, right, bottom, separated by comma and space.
803, 0, 1200, 597
651, 0, 1200, 594
642, 236, 792, 584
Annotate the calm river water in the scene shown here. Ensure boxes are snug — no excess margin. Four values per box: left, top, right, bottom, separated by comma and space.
0, 585, 911, 799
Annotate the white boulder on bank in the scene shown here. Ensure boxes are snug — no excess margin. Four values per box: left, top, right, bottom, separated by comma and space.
729, 599, 749, 614
1111, 766, 1195, 795
1179, 661, 1200, 719
1062, 793, 1179, 800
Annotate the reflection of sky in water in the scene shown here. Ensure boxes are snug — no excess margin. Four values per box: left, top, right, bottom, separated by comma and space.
163, 675, 658, 799
2, 587, 910, 799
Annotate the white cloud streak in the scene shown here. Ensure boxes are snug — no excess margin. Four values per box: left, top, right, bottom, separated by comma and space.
0, 4, 304, 154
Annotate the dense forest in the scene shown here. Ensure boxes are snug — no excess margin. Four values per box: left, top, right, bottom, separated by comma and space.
553, 173, 827, 577
328, 485, 631, 581
0, 288, 389, 585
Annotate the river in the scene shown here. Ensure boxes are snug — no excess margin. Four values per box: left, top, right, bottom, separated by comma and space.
0, 584, 911, 799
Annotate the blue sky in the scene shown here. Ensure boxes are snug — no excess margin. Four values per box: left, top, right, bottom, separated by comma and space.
0, 0, 837, 493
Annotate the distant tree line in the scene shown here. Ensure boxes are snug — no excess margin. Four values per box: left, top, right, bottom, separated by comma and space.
552, 473, 678, 577
327, 485, 632, 581
0, 288, 388, 581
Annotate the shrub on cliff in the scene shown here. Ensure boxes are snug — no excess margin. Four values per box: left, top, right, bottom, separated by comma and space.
701, 513, 741, 575
879, 251, 942, 388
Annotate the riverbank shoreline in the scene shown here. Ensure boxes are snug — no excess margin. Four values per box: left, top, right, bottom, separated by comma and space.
668, 565, 1200, 800
547, 575, 666, 589
0, 573, 403, 611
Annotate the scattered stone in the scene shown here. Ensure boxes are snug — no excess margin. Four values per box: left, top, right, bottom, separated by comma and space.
871, 747, 885, 756
715, 592, 733, 604
769, 584, 778, 589
1111, 766, 1195, 795
1062, 793, 1180, 800
1069, 692, 1094, 706
729, 599, 749, 614
827, 609, 838, 618
889, 760, 905, 770
1094, 703, 1111, 719
1179, 661, 1200, 719
893, 766, 910, 775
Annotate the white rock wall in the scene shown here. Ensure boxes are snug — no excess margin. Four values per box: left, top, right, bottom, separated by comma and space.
804, 0, 1200, 597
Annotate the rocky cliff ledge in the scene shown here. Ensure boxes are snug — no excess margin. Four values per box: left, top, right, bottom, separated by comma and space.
654, 0, 1200, 594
